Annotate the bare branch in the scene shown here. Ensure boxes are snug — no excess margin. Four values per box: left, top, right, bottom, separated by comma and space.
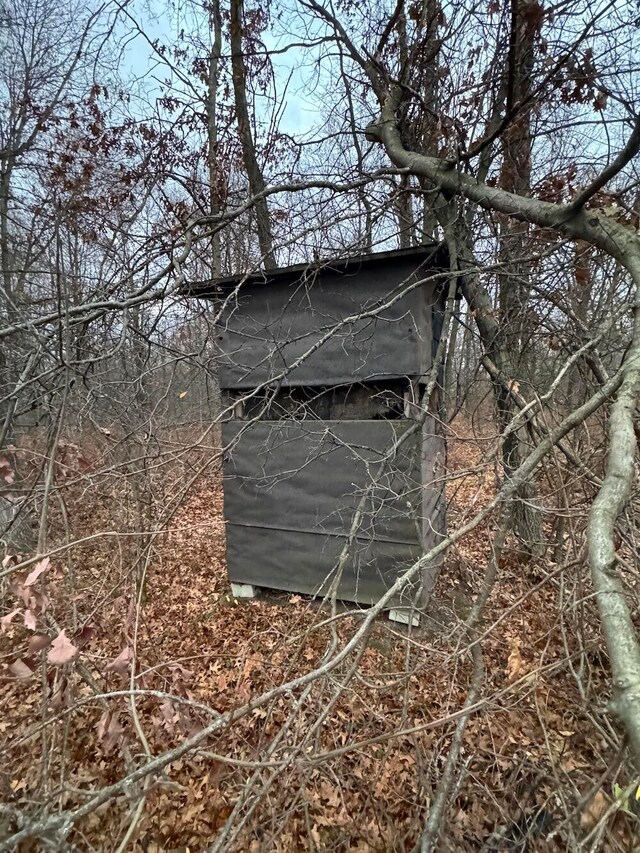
567, 116, 640, 212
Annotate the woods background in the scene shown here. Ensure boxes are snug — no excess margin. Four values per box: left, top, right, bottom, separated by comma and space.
1, 0, 640, 849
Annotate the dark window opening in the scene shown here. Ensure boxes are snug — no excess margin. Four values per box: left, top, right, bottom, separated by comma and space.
224, 381, 414, 422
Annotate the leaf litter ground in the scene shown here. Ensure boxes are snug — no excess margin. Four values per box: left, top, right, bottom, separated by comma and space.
0, 422, 634, 851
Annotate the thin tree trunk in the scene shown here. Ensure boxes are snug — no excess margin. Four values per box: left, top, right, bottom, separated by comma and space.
0, 164, 17, 425
587, 251, 640, 762
495, 0, 544, 555
229, 0, 276, 269
396, 173, 414, 248
412, 0, 451, 241
205, 0, 224, 421
207, 0, 223, 279
444, 300, 461, 417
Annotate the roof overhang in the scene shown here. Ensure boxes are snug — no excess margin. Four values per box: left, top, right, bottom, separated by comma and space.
182, 243, 448, 298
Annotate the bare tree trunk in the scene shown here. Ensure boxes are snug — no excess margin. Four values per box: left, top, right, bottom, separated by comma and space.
207, 0, 223, 279
387, 0, 543, 549
416, 0, 448, 241
394, 5, 415, 247
444, 300, 461, 416
206, 0, 223, 418
495, 0, 544, 555
229, 0, 276, 269
396, 173, 414, 248
587, 251, 640, 763
0, 163, 18, 425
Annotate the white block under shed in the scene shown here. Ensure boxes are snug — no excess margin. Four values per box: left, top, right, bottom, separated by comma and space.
231, 582, 257, 599
228, 582, 421, 625
388, 608, 420, 627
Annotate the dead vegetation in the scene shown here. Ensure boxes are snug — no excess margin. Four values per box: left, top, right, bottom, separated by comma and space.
1, 420, 637, 851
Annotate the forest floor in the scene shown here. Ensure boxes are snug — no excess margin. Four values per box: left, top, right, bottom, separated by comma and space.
0, 420, 636, 851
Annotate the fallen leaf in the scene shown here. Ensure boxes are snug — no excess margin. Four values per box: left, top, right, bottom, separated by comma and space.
1, 608, 21, 633
74, 625, 97, 648
23, 609, 37, 631
97, 711, 123, 752
24, 557, 51, 587
47, 630, 78, 665
28, 634, 51, 654
27, 589, 49, 615
160, 698, 177, 724
506, 636, 526, 683
241, 652, 264, 682
179, 390, 188, 399
10, 659, 34, 680
105, 646, 132, 677
581, 789, 609, 829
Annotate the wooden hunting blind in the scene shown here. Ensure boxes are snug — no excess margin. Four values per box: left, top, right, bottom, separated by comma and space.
188, 245, 448, 609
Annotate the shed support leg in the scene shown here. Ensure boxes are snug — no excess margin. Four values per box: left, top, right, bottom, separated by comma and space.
231, 582, 257, 599
388, 608, 420, 627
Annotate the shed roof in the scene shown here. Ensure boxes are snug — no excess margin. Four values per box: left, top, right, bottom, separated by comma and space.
183, 243, 447, 298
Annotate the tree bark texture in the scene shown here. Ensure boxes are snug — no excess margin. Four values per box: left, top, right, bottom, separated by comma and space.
229, 0, 276, 269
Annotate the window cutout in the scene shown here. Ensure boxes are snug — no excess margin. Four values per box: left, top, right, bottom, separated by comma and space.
223, 381, 412, 421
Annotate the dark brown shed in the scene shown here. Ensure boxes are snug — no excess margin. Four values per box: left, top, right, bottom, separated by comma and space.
187, 244, 449, 611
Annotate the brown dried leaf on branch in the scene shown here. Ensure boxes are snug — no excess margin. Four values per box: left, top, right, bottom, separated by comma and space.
1, 608, 21, 632
9, 658, 34, 680
24, 557, 51, 587
105, 645, 132, 678
47, 630, 78, 665
0, 454, 14, 485
27, 634, 51, 654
